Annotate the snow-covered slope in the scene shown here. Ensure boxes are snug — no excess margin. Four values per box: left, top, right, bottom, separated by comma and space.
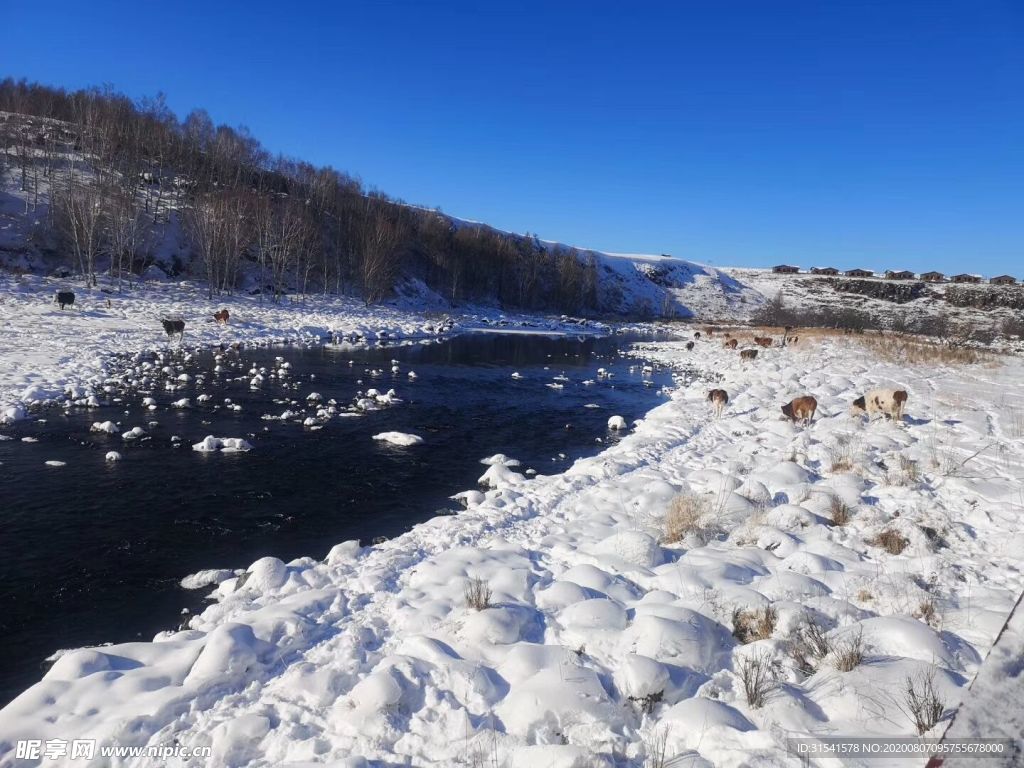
3, 332, 1022, 766
588, 252, 763, 320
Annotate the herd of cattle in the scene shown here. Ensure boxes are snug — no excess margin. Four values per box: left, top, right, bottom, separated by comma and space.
698, 327, 908, 425
53, 289, 229, 340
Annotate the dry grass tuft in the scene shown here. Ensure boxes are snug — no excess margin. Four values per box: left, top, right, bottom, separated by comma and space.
833, 627, 866, 672
732, 605, 778, 644
871, 528, 909, 555
662, 492, 716, 545
829, 496, 853, 526
464, 577, 493, 611
886, 454, 920, 486
827, 435, 858, 473
914, 599, 940, 628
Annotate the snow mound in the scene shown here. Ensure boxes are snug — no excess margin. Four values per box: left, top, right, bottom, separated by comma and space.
192, 436, 253, 453
372, 431, 424, 447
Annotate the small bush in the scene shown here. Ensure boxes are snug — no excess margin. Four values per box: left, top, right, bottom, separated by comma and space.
886, 454, 919, 486
732, 605, 778, 644
663, 492, 715, 544
738, 650, 779, 708
789, 614, 833, 675
643, 726, 670, 768
827, 436, 857, 473
904, 668, 946, 734
464, 577, 492, 611
914, 600, 939, 628
871, 529, 909, 555
833, 627, 865, 672
829, 496, 853, 526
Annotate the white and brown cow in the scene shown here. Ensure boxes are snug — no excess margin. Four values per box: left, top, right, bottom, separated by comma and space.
707, 388, 728, 418
852, 389, 908, 422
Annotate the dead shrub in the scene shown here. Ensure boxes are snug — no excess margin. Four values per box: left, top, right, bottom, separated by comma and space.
833, 627, 866, 672
738, 650, 779, 708
464, 577, 492, 611
871, 529, 909, 555
732, 605, 778, 644
914, 600, 939, 628
789, 614, 833, 675
903, 668, 946, 734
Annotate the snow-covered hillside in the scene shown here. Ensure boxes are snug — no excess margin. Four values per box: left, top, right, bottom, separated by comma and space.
3, 331, 1022, 766
588, 252, 762, 320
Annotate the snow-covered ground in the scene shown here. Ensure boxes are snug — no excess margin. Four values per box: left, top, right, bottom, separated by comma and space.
2, 329, 1022, 767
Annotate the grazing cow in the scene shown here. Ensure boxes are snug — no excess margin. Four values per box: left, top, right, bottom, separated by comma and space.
161, 318, 186, 340
703, 327, 714, 337
782, 395, 818, 425
754, 336, 774, 348
54, 290, 75, 310
740, 349, 758, 360
853, 389, 908, 421
685, 341, 695, 351
724, 338, 738, 349
694, 331, 701, 339
213, 308, 230, 324
707, 388, 728, 418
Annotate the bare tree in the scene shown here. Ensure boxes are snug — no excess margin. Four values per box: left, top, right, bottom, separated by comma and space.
105, 187, 144, 290
53, 181, 105, 285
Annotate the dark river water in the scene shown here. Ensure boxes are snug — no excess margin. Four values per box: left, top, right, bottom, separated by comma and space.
0, 331, 681, 704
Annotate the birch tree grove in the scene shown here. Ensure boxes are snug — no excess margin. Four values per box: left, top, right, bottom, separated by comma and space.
0, 78, 605, 317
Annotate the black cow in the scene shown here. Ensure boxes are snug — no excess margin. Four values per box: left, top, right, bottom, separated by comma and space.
55, 291, 75, 310
161, 319, 186, 339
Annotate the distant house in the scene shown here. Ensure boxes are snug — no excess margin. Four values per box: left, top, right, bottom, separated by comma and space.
990, 275, 1017, 285
920, 271, 945, 282
810, 267, 839, 275
885, 270, 916, 280
952, 273, 982, 284
772, 264, 800, 274
845, 268, 874, 278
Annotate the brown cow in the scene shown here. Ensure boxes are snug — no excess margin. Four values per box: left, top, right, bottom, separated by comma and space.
707, 389, 728, 418
724, 338, 738, 349
781, 395, 817, 425
213, 309, 230, 324
754, 337, 774, 348
703, 327, 714, 337
740, 349, 758, 360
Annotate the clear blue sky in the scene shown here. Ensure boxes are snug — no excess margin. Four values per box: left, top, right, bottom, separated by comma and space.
4, 0, 1022, 274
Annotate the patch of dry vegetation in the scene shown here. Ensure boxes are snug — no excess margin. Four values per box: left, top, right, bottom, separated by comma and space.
833, 628, 866, 672
732, 605, 778, 644
829, 496, 853, 526
662, 492, 718, 545
871, 528, 910, 555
